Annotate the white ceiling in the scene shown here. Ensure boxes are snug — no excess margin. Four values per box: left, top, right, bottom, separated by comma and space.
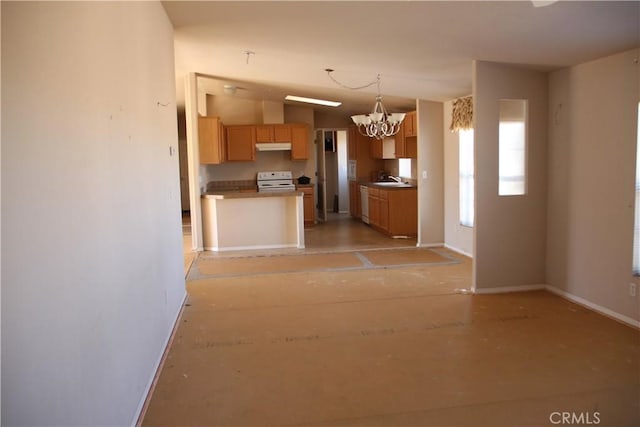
162, 1, 639, 116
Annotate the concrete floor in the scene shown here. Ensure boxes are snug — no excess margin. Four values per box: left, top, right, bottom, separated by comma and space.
155, 214, 640, 426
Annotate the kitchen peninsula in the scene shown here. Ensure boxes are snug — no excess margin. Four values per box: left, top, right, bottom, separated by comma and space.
201, 191, 305, 252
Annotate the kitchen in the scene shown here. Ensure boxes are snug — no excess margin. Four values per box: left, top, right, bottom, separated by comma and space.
187, 75, 422, 252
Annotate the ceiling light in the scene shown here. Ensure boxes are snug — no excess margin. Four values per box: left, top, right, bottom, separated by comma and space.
223, 84, 237, 95
531, 0, 558, 7
285, 95, 341, 107
334, 73, 405, 140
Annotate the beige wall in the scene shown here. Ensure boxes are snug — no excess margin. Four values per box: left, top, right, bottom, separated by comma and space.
443, 100, 474, 257
473, 61, 548, 290
205, 93, 262, 125
416, 100, 445, 246
2, 2, 185, 424
315, 110, 353, 129
547, 48, 640, 323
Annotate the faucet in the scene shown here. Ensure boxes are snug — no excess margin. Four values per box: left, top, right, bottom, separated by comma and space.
389, 175, 403, 183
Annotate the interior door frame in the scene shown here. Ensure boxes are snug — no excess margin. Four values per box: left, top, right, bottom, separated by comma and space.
315, 129, 327, 222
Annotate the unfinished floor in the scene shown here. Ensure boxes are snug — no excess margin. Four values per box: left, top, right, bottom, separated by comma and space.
150, 215, 640, 426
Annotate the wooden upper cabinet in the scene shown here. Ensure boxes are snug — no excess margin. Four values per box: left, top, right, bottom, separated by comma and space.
369, 138, 383, 159
290, 124, 309, 160
405, 137, 418, 159
255, 125, 274, 143
256, 124, 293, 143
198, 116, 225, 164
394, 122, 406, 159
225, 126, 256, 161
393, 111, 417, 159
404, 111, 417, 138
274, 124, 292, 142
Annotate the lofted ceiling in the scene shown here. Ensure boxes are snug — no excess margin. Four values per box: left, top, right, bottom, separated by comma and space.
162, 0, 639, 116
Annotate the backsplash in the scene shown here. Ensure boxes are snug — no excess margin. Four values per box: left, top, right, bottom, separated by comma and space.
206, 179, 256, 193
199, 151, 314, 189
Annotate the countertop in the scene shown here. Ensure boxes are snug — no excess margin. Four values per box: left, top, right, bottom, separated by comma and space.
363, 182, 417, 190
202, 191, 304, 200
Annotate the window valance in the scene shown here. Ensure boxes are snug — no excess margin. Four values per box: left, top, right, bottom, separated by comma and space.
450, 96, 473, 132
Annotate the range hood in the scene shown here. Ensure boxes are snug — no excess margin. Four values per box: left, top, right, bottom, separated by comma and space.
256, 142, 291, 151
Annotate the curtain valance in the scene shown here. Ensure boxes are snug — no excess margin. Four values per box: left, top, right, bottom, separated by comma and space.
450, 96, 473, 132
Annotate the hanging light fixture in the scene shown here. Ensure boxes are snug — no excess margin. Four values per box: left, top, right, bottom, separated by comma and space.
326, 70, 405, 140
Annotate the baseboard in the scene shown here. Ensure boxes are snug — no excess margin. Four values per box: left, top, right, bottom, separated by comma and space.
133, 290, 188, 426
473, 284, 546, 294
205, 243, 301, 252
416, 242, 445, 248
444, 244, 473, 258
545, 285, 640, 329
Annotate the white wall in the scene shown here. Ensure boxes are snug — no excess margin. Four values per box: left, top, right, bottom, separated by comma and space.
473, 61, 548, 291
1, 2, 185, 425
443, 100, 474, 257
417, 100, 445, 246
547, 49, 640, 323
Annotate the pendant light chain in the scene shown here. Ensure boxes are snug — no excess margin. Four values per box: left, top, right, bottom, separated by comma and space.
326, 69, 406, 140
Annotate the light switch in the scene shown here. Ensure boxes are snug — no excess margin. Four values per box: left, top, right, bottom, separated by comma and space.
422, 170, 428, 179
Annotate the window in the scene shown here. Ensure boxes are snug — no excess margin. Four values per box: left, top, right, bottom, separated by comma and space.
399, 158, 412, 178
633, 103, 640, 275
459, 129, 474, 227
499, 99, 527, 196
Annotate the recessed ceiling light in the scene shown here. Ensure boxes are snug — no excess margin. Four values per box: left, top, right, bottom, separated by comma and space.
285, 95, 341, 107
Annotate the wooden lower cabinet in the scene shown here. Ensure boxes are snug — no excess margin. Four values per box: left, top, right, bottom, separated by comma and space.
297, 185, 315, 227
349, 181, 361, 218
368, 187, 380, 229
368, 186, 417, 236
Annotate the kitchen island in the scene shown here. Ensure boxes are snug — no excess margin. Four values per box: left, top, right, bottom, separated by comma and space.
201, 191, 305, 251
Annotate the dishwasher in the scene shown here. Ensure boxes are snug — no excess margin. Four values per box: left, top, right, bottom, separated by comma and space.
360, 185, 369, 224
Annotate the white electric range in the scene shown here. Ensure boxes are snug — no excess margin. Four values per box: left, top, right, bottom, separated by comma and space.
256, 171, 297, 193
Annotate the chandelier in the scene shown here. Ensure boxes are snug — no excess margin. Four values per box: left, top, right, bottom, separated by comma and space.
326, 70, 406, 140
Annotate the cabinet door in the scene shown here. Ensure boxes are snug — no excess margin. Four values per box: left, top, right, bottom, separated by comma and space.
394, 122, 406, 159
387, 189, 417, 236
255, 125, 274, 143
349, 181, 361, 218
296, 185, 315, 227
368, 188, 380, 227
290, 124, 309, 160
273, 124, 292, 142
369, 196, 380, 227
225, 126, 256, 161
370, 138, 383, 159
405, 137, 418, 159
303, 193, 314, 226
198, 116, 224, 164
379, 190, 389, 232
405, 111, 417, 137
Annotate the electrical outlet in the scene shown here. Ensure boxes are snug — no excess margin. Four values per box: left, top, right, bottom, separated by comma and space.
630, 283, 637, 297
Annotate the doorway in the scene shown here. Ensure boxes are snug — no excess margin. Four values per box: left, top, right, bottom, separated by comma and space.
316, 129, 349, 222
